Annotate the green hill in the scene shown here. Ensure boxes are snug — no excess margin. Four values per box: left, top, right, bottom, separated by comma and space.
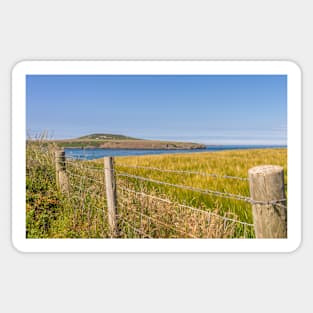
77, 133, 139, 140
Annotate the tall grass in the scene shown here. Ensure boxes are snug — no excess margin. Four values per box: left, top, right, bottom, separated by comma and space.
26, 142, 287, 239
26, 140, 110, 238
26, 140, 60, 238
111, 148, 287, 238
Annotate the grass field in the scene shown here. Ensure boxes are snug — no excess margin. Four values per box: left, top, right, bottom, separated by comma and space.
26, 141, 287, 239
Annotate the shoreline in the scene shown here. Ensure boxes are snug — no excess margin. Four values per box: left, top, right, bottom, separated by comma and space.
29, 138, 286, 151
63, 144, 287, 150
50, 139, 207, 150
63, 146, 208, 150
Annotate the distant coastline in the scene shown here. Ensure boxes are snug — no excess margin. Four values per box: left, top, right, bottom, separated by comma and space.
41, 133, 207, 150
64, 144, 287, 160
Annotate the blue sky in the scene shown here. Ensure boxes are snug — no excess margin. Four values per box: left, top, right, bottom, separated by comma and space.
26, 75, 287, 145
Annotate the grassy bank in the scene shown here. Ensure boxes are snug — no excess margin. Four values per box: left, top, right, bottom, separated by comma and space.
26, 142, 287, 238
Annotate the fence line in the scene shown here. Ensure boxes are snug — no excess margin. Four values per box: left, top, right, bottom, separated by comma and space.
65, 161, 104, 171
118, 185, 254, 227
118, 187, 248, 238
66, 170, 104, 185
118, 164, 249, 181
62, 158, 109, 238
117, 172, 287, 206
54, 150, 287, 239
118, 193, 198, 238
117, 172, 255, 203
69, 193, 107, 204
66, 167, 104, 179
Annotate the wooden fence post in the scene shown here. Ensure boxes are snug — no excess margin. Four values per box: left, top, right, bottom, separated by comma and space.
55, 149, 68, 193
104, 157, 119, 237
248, 165, 287, 238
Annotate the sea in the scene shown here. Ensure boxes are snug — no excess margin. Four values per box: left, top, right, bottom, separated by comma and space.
65, 145, 286, 160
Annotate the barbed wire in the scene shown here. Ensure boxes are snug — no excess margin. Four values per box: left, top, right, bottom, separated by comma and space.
66, 196, 107, 218
117, 172, 286, 206
65, 159, 287, 209
135, 211, 197, 238
65, 161, 104, 172
261, 202, 287, 209
118, 186, 254, 227
118, 195, 198, 238
117, 172, 252, 203
63, 170, 108, 236
66, 170, 104, 185
69, 189, 107, 203
56, 157, 285, 238
26, 141, 288, 239
117, 164, 248, 181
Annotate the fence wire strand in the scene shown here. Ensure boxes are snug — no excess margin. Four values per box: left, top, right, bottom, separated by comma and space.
48, 154, 287, 238
66, 170, 104, 185
117, 164, 249, 181
117, 172, 251, 203
118, 193, 198, 238
118, 185, 254, 227
62, 162, 109, 238
116, 172, 286, 206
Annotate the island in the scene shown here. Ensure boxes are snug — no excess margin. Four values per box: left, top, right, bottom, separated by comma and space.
49, 133, 206, 150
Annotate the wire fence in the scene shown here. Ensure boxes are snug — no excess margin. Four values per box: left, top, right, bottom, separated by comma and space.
63, 159, 110, 237
26, 141, 287, 238
117, 185, 254, 238
26, 141, 288, 239
51, 152, 288, 239
117, 164, 249, 181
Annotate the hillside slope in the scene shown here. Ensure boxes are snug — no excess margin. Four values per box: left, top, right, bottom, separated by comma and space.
51, 133, 206, 150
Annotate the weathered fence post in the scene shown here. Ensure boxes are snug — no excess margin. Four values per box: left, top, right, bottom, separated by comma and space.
248, 165, 287, 238
55, 149, 68, 193
104, 157, 119, 237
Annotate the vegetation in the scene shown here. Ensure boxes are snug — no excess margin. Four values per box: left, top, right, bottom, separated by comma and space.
26, 140, 60, 238
113, 148, 287, 238
77, 133, 139, 140
52, 139, 206, 149
26, 141, 287, 239
30, 133, 207, 149
26, 140, 110, 238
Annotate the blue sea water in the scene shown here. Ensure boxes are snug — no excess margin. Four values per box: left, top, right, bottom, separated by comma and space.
65, 145, 286, 160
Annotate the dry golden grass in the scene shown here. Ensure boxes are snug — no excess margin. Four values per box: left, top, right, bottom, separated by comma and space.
27, 143, 287, 239
110, 148, 287, 238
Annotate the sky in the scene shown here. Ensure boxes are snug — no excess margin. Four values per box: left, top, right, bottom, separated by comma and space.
26, 75, 287, 145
